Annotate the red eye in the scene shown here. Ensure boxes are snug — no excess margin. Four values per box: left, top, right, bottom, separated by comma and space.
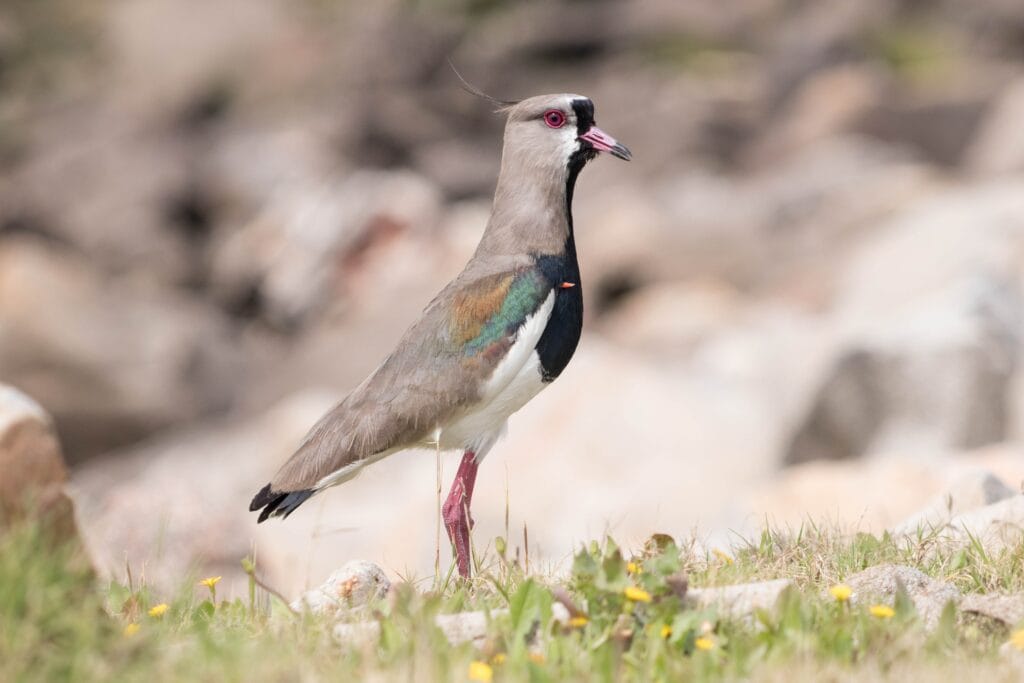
543, 109, 566, 128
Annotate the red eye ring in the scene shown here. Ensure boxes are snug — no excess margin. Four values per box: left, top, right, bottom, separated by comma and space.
543, 109, 566, 128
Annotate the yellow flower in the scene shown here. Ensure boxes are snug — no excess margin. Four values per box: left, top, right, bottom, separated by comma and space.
626, 561, 642, 575
199, 576, 222, 589
829, 584, 852, 603
491, 653, 507, 665
869, 604, 895, 619
123, 623, 140, 637
148, 603, 169, 618
694, 635, 715, 651
1010, 629, 1024, 652
467, 661, 493, 682
624, 586, 652, 603
569, 615, 588, 628
712, 548, 734, 565
660, 624, 672, 639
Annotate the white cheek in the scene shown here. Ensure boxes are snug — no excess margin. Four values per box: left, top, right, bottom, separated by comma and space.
558, 126, 580, 160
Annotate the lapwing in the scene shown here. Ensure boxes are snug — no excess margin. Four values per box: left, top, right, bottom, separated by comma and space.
251, 93, 631, 578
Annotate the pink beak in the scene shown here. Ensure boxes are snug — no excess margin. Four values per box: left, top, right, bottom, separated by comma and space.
579, 126, 632, 161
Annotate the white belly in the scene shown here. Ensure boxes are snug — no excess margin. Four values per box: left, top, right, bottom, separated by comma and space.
439, 292, 555, 455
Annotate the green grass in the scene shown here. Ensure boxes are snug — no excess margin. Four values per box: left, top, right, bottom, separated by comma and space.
3, 519, 1024, 682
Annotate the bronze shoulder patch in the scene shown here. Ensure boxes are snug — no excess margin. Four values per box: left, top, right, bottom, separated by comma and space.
449, 273, 515, 346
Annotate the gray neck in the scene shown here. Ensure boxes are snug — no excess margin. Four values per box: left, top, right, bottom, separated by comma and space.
472, 147, 572, 260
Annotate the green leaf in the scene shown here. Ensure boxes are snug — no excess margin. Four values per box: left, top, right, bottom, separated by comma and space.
508, 579, 552, 647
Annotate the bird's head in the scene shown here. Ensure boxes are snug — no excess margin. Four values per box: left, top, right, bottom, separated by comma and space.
499, 94, 631, 188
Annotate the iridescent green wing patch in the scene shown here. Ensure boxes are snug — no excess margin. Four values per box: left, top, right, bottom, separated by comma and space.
450, 269, 550, 357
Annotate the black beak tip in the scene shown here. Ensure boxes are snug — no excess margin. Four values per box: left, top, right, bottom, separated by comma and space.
611, 143, 632, 161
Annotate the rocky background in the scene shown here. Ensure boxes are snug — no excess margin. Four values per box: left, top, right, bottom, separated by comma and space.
3, 0, 1024, 596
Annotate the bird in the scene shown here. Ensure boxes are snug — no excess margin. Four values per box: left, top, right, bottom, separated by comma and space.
250, 92, 631, 578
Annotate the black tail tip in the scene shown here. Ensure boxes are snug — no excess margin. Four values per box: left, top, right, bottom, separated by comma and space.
249, 483, 274, 512
250, 483, 314, 523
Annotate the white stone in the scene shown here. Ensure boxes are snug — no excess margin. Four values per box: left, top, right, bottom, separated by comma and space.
936, 495, 1024, 555
686, 579, 793, 618
891, 470, 1018, 536
291, 561, 390, 615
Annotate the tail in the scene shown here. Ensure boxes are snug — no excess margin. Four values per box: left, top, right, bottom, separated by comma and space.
249, 483, 315, 523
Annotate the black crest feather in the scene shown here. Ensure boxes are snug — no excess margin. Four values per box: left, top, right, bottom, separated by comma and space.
447, 59, 519, 110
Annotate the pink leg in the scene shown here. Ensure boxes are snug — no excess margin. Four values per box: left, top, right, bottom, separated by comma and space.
442, 450, 479, 578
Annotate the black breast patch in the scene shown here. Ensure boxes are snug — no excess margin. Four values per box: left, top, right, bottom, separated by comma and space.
534, 244, 583, 382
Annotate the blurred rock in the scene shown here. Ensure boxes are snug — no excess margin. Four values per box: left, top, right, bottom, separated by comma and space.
634, 136, 932, 294
842, 564, 959, 631
819, 177, 1024, 459
763, 1, 893, 109
291, 560, 390, 616
966, 78, 1024, 176
413, 138, 499, 200
786, 275, 1021, 464
598, 280, 743, 354
750, 445, 1024, 534
855, 90, 991, 167
209, 169, 442, 327
334, 604, 546, 646
574, 185, 674, 307
686, 579, 793, 619
935, 495, 1024, 555
458, 1, 625, 72
748, 65, 884, 167
834, 178, 1024, 319
890, 470, 1018, 536
752, 457, 945, 533
337, 601, 572, 648
0, 384, 77, 539
105, 0, 303, 115
69, 389, 339, 594
960, 593, 1024, 627
0, 238, 239, 461
0, 104, 195, 284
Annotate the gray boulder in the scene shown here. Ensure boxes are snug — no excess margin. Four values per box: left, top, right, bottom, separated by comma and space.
842, 564, 960, 631
786, 275, 1021, 464
0, 238, 239, 461
960, 593, 1024, 627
